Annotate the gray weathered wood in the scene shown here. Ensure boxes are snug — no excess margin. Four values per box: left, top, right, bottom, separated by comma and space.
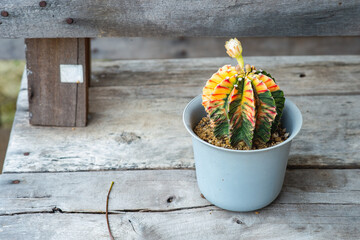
5, 90, 360, 172
25, 38, 90, 127
3, 56, 360, 172
89, 37, 360, 59
1, 205, 359, 240
0, 170, 359, 215
0, 1, 359, 38
3, 37, 360, 59
90, 56, 360, 95
0, 170, 359, 239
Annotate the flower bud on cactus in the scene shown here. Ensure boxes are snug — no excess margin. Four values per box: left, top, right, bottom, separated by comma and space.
202, 38, 285, 148
225, 38, 244, 69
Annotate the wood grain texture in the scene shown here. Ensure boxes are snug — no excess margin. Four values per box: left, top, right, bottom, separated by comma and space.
89, 37, 360, 59
0, 170, 359, 239
25, 38, 89, 127
3, 56, 360, 172
5, 90, 360, 172
0, 169, 359, 214
90, 56, 360, 95
77, 38, 90, 126
1, 206, 359, 240
0, 1, 359, 38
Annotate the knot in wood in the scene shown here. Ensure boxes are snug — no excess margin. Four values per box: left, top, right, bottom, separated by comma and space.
12, 180, 20, 184
235, 219, 243, 224
1, 11, 9, 17
39, 1, 47, 7
167, 196, 175, 203
24, 152, 30, 156
115, 132, 141, 144
232, 217, 244, 225
52, 207, 63, 213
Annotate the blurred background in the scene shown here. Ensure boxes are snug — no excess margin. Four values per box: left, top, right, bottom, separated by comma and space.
0, 36, 360, 172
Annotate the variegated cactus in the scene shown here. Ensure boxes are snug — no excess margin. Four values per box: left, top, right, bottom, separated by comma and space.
202, 38, 285, 148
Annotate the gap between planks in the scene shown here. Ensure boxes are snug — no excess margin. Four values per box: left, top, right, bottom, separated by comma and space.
2, 202, 359, 217
1, 169, 359, 215
1, 205, 359, 240
0, 205, 215, 217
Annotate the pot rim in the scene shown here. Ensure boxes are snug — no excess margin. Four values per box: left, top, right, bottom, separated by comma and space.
183, 95, 302, 153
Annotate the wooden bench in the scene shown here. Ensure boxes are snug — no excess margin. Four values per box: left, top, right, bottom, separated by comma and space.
1, 1, 360, 239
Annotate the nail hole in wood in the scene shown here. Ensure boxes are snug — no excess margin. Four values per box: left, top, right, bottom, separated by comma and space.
66, 18, 74, 24
1, 11, 9, 17
299, 73, 306, 78
167, 196, 175, 203
39, 1, 47, 7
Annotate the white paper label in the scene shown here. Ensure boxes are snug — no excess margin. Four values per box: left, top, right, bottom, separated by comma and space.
60, 65, 84, 83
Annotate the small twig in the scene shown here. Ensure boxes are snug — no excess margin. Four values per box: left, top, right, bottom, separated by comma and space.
106, 181, 115, 240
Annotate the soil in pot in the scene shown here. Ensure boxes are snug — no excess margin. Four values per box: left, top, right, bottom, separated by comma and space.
194, 116, 289, 150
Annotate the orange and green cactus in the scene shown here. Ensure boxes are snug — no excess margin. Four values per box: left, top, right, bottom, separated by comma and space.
248, 74, 277, 143
228, 76, 256, 147
207, 74, 238, 137
202, 65, 237, 112
257, 72, 285, 133
201, 38, 285, 148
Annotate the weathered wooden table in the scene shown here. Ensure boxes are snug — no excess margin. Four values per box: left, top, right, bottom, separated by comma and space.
1, 56, 359, 239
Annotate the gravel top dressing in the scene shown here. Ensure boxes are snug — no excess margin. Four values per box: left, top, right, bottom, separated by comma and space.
194, 116, 289, 150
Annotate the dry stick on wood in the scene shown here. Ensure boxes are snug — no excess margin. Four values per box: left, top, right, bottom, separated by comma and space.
106, 181, 115, 240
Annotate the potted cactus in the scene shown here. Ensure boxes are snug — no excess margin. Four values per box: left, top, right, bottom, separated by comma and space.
183, 39, 302, 211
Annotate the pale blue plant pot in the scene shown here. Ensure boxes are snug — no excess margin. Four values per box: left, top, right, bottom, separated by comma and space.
183, 95, 302, 212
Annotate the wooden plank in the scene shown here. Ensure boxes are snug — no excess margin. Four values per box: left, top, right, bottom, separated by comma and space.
1, 205, 359, 240
0, 170, 359, 214
89, 37, 360, 59
25, 38, 89, 127
3, 56, 360, 172
91, 56, 360, 95
0, 1, 359, 38
3, 36, 360, 60
0, 170, 359, 239
4, 90, 360, 172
